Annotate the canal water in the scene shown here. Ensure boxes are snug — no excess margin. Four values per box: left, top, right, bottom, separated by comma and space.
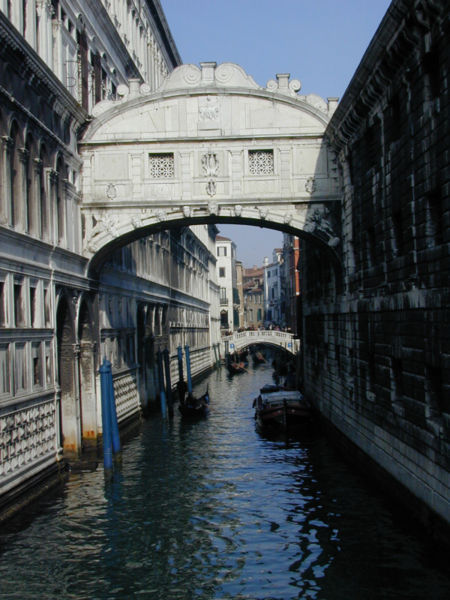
0, 361, 449, 600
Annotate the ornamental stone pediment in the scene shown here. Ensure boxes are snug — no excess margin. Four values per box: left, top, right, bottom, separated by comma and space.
86, 62, 336, 141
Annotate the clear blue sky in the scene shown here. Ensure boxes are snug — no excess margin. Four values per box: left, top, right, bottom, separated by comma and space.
160, 0, 392, 267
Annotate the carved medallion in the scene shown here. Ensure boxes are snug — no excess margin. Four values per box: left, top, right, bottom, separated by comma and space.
106, 183, 117, 199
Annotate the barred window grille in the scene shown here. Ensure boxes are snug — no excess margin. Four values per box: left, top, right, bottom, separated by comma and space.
149, 153, 174, 178
248, 150, 274, 175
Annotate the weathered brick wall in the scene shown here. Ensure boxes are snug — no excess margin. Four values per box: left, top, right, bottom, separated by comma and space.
302, 0, 449, 534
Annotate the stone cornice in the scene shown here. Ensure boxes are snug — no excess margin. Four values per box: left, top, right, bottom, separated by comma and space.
0, 12, 87, 128
145, 0, 182, 69
325, 0, 444, 151
84, 0, 141, 80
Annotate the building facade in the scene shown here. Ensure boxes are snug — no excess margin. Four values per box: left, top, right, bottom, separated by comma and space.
302, 0, 449, 538
282, 233, 301, 335
0, 1, 219, 516
242, 266, 264, 329
235, 260, 245, 329
263, 249, 284, 327
215, 235, 238, 333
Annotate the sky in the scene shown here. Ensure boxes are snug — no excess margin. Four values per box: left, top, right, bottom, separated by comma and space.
160, 0, 392, 267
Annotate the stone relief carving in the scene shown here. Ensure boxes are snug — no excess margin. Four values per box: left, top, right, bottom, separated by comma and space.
156, 209, 167, 222
283, 213, 293, 225
258, 207, 269, 220
183, 206, 191, 218
234, 205, 242, 217
130, 215, 142, 229
201, 152, 219, 176
305, 177, 316, 194
86, 214, 119, 252
106, 183, 117, 199
206, 180, 217, 197
199, 97, 219, 121
304, 207, 339, 246
202, 152, 219, 197
207, 201, 219, 215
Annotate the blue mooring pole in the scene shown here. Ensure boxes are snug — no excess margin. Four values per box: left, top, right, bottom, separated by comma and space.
99, 358, 113, 470
156, 350, 167, 417
177, 346, 184, 382
108, 368, 121, 455
162, 348, 173, 416
184, 344, 192, 394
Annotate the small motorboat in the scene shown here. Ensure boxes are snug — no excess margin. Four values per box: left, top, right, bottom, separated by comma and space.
179, 389, 210, 419
253, 387, 311, 432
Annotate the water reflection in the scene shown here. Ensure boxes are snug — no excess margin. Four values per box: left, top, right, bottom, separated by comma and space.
0, 361, 449, 600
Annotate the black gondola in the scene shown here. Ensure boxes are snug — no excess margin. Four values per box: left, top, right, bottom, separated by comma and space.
179, 389, 210, 419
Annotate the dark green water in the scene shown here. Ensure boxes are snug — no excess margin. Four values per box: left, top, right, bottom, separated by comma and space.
0, 363, 449, 599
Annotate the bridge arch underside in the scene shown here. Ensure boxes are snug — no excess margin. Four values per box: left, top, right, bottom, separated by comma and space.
86, 215, 341, 279
80, 62, 342, 279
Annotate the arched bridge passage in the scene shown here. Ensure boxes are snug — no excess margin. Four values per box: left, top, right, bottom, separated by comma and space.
222, 330, 300, 356
79, 62, 342, 276
86, 215, 342, 280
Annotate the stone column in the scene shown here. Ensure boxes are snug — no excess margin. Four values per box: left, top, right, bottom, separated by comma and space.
36, 0, 53, 66
0, 136, 12, 226
79, 340, 98, 449
46, 168, 57, 244
59, 341, 82, 457
33, 158, 43, 238
18, 147, 30, 233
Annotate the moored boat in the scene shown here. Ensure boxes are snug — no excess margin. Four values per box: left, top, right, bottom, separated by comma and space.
179, 390, 210, 419
253, 387, 311, 432
227, 361, 247, 375
252, 351, 266, 365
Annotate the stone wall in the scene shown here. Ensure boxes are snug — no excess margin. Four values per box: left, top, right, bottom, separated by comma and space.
302, 0, 449, 536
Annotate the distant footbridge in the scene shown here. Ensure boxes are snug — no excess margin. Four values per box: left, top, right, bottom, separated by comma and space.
221, 330, 300, 355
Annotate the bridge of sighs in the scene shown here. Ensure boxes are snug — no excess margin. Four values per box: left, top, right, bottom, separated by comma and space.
79, 62, 341, 272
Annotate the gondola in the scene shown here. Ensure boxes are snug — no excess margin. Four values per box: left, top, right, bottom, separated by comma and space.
179, 389, 210, 419
227, 360, 247, 375
252, 351, 266, 365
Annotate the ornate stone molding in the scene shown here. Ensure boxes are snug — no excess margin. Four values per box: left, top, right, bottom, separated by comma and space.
202, 152, 219, 197
106, 183, 117, 200
266, 73, 301, 96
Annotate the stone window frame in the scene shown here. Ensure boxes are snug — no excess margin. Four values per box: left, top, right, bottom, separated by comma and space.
148, 152, 175, 179
247, 149, 275, 176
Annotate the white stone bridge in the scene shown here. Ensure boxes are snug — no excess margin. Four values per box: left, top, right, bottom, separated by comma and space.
80, 61, 341, 275
221, 330, 300, 355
